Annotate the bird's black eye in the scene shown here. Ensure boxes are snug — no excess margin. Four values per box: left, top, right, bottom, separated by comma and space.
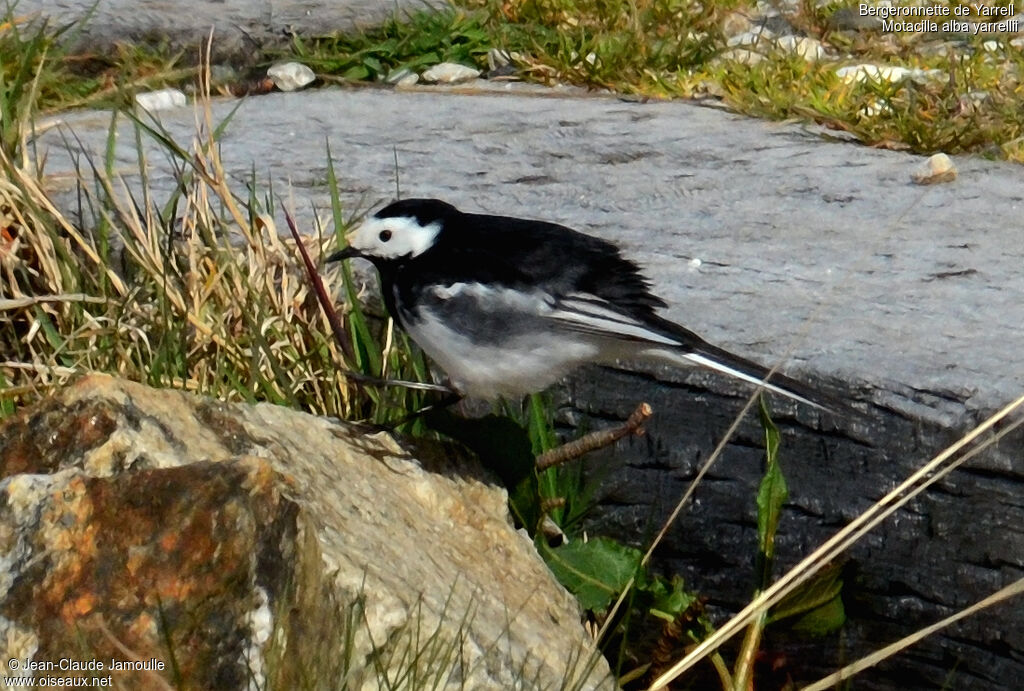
379, 230, 392, 242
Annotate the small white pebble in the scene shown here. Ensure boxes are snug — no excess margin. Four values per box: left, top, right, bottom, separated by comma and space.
836, 64, 942, 85
719, 48, 764, 66
727, 29, 773, 48
911, 153, 957, 185
134, 88, 186, 113
395, 73, 420, 89
775, 36, 827, 62
421, 62, 481, 84
268, 62, 316, 92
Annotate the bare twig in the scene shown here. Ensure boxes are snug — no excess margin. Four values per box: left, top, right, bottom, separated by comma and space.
536, 402, 652, 471
282, 206, 357, 365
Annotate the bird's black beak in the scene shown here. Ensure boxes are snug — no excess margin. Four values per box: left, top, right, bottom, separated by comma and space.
327, 247, 361, 263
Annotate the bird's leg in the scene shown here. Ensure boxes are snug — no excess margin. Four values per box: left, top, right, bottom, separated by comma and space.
385, 389, 465, 430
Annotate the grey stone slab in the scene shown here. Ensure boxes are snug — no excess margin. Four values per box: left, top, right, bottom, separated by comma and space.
34, 85, 1024, 689
18, 0, 425, 61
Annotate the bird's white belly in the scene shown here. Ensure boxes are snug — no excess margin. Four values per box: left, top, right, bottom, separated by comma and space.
405, 312, 600, 399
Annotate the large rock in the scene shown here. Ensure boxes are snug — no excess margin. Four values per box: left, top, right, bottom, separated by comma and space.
0, 375, 612, 690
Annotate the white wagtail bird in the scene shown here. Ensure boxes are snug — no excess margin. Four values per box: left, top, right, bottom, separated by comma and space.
328, 199, 837, 411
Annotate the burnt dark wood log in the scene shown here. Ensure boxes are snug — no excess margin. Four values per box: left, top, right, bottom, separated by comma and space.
558, 364, 1023, 690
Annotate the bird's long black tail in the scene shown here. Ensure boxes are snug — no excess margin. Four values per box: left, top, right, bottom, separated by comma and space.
646, 340, 845, 413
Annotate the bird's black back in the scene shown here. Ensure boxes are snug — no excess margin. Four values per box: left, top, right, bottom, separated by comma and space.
386, 202, 667, 321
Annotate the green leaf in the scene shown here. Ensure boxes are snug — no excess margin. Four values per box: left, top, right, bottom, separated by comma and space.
508, 473, 543, 536
324, 145, 382, 381
341, 64, 370, 80
542, 537, 641, 613
0, 370, 15, 418
526, 392, 558, 455
756, 397, 787, 565
787, 594, 846, 637
425, 409, 534, 487
362, 56, 384, 77
769, 561, 845, 627
642, 574, 696, 621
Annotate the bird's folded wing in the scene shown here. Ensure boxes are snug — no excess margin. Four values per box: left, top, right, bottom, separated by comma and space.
548, 293, 680, 346
549, 292, 832, 410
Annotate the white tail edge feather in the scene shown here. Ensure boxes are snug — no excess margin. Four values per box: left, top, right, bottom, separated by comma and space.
645, 349, 826, 411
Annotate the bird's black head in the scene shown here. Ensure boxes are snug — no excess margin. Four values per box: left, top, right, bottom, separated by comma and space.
328, 198, 458, 265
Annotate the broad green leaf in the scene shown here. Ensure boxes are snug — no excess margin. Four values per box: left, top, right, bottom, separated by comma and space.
362, 56, 384, 76
342, 64, 370, 80
542, 537, 641, 613
769, 561, 845, 627
787, 595, 846, 637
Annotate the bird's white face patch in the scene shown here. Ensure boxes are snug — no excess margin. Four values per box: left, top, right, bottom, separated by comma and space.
345, 215, 440, 260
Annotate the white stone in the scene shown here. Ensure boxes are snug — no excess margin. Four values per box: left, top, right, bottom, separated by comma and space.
133, 88, 187, 113
395, 73, 420, 89
727, 28, 774, 48
721, 11, 753, 38
911, 153, 957, 185
267, 62, 316, 92
836, 64, 907, 83
775, 35, 827, 62
836, 63, 942, 85
719, 48, 765, 66
421, 62, 481, 84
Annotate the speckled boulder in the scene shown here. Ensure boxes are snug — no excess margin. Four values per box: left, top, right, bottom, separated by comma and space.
0, 376, 612, 690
